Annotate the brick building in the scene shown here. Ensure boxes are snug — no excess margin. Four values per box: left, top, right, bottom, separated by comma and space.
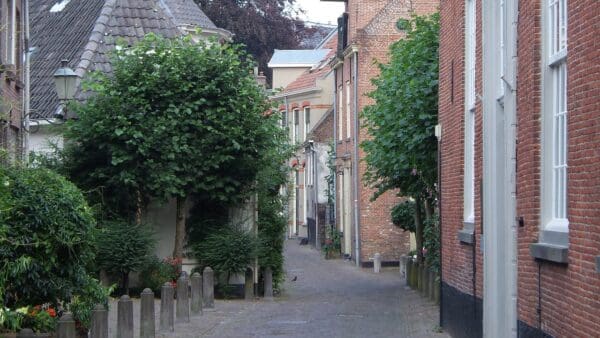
0, 0, 28, 163
329, 0, 437, 266
438, 0, 599, 336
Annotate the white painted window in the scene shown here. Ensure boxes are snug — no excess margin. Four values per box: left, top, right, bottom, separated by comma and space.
5, 0, 16, 65
304, 107, 310, 141
463, 0, 476, 223
338, 87, 343, 140
293, 109, 300, 143
345, 81, 351, 139
541, 0, 568, 231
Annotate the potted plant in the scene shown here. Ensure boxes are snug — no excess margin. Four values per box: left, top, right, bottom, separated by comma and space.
321, 227, 342, 259
20, 305, 57, 337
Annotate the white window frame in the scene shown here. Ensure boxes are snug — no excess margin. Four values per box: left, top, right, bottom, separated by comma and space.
338, 87, 343, 140
293, 108, 300, 143
463, 0, 476, 224
304, 107, 310, 141
541, 0, 568, 233
345, 81, 351, 139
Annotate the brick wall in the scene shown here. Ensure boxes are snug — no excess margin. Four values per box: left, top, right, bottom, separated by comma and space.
515, 0, 600, 336
440, 0, 599, 336
335, 0, 438, 265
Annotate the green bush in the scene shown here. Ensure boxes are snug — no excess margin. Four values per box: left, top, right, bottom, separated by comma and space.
0, 167, 96, 307
138, 256, 180, 294
94, 220, 155, 291
391, 200, 416, 232
67, 275, 114, 331
192, 225, 257, 282
423, 213, 440, 272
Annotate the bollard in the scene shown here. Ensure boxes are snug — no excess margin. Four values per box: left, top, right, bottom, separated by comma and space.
428, 270, 435, 300
57, 312, 76, 338
400, 256, 409, 281
140, 288, 155, 338
203, 267, 215, 309
244, 268, 254, 300
17, 328, 35, 338
373, 253, 381, 273
160, 282, 175, 332
263, 267, 273, 300
90, 304, 108, 338
406, 259, 413, 287
190, 272, 203, 315
117, 295, 133, 338
176, 273, 190, 323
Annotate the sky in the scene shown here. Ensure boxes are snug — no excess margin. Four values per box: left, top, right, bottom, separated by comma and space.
295, 0, 345, 25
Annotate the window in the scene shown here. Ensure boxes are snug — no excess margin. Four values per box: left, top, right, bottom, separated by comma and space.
345, 81, 351, 139
5, 0, 16, 65
463, 0, 476, 223
281, 110, 287, 128
541, 0, 568, 231
293, 109, 300, 143
338, 87, 343, 141
304, 107, 310, 141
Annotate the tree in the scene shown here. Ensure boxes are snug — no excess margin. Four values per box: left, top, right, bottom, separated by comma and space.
360, 13, 440, 263
65, 33, 275, 258
197, 0, 303, 83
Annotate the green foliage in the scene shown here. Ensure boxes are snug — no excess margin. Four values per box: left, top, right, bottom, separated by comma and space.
94, 220, 155, 289
0, 166, 96, 308
0, 307, 24, 332
192, 225, 257, 280
391, 200, 416, 232
65, 33, 273, 208
361, 13, 440, 202
321, 226, 342, 259
139, 256, 181, 294
67, 275, 114, 330
423, 213, 440, 272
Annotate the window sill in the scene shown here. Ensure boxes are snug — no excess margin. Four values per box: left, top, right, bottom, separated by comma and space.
530, 242, 568, 264
458, 221, 475, 244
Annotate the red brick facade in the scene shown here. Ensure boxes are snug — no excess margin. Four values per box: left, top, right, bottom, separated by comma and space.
0, 0, 26, 162
439, 0, 599, 336
333, 0, 438, 265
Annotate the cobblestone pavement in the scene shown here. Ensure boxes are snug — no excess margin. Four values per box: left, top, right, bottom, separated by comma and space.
109, 240, 449, 338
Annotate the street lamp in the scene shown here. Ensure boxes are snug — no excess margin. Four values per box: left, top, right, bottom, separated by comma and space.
52, 59, 78, 119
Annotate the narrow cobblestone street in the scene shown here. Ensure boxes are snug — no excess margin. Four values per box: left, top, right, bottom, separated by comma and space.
110, 240, 449, 338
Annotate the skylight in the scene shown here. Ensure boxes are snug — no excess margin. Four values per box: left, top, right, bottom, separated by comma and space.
50, 0, 71, 13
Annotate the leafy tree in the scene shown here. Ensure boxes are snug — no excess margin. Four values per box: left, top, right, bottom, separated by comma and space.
197, 0, 303, 84
94, 220, 155, 292
361, 13, 439, 263
64, 33, 275, 258
0, 166, 96, 307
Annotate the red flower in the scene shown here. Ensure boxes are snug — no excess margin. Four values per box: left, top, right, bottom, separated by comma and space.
46, 308, 57, 317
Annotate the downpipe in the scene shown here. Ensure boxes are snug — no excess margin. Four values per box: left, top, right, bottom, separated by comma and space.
352, 51, 360, 267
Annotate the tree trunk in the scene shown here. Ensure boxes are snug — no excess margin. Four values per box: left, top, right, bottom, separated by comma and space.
424, 198, 434, 221
173, 196, 187, 259
135, 190, 143, 225
414, 197, 424, 263
122, 271, 129, 295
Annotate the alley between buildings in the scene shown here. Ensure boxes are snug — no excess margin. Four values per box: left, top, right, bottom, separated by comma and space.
109, 240, 448, 338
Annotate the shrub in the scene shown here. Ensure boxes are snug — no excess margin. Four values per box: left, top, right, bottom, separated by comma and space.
192, 225, 257, 282
423, 213, 440, 272
139, 256, 181, 294
391, 200, 416, 232
0, 167, 96, 307
67, 275, 114, 331
94, 220, 155, 291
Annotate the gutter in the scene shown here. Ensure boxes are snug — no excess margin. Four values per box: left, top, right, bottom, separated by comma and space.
269, 87, 321, 100
22, 0, 30, 158
351, 50, 361, 267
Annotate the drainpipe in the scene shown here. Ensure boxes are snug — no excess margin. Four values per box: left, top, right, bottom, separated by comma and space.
22, 0, 30, 159
313, 142, 319, 249
284, 95, 295, 238
332, 69, 338, 235
352, 51, 360, 267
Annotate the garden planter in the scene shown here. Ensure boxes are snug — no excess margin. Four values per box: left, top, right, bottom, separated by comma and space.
416, 263, 423, 292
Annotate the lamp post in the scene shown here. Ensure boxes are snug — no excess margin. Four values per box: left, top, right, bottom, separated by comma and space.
52, 59, 78, 119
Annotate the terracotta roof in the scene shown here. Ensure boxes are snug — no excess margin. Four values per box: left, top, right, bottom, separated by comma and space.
30, 0, 220, 119
282, 34, 337, 94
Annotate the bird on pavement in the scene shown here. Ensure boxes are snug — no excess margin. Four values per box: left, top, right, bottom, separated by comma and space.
291, 276, 297, 281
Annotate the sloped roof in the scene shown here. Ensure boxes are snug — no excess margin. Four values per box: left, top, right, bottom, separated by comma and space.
268, 49, 331, 68
158, 0, 216, 29
282, 34, 337, 94
30, 0, 221, 119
